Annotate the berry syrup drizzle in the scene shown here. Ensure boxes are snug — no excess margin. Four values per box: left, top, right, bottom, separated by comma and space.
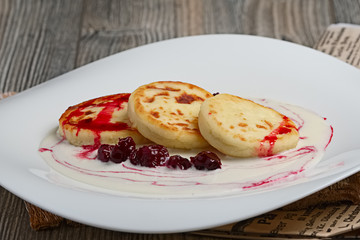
258, 116, 297, 157
39, 99, 334, 197
60, 93, 131, 147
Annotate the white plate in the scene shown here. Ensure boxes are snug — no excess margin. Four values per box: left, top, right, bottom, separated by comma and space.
1, 35, 360, 233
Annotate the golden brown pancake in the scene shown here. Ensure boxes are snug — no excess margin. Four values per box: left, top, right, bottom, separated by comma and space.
198, 93, 299, 157
127, 81, 213, 149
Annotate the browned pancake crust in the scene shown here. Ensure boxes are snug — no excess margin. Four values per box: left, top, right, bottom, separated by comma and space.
128, 81, 213, 148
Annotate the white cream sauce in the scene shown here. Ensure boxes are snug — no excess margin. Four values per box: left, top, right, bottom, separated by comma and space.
39, 99, 333, 198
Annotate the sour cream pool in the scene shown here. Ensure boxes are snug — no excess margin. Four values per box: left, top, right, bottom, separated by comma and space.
39, 99, 333, 198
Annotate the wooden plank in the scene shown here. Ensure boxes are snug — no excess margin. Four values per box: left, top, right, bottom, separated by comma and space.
333, 0, 360, 24
77, 0, 243, 66
77, 0, 179, 67
77, 0, 334, 70
0, 0, 83, 239
234, 0, 334, 46
0, 0, 83, 92
0, 188, 29, 240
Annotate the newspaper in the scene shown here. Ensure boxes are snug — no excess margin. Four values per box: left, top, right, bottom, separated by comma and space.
195, 203, 360, 239
194, 23, 360, 239
315, 23, 360, 69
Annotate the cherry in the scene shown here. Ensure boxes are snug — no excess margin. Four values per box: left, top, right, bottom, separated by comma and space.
129, 149, 139, 165
97, 144, 114, 162
110, 136, 136, 163
166, 155, 192, 170
190, 151, 222, 170
134, 145, 169, 168
97, 137, 222, 171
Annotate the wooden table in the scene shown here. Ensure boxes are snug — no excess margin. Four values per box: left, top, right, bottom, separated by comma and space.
1, 1, 360, 239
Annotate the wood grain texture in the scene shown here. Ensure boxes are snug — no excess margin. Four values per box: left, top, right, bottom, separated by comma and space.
0, 0, 83, 93
77, 0, 179, 66
1, 0, 360, 239
333, 0, 360, 24
77, 0, 334, 69
235, 0, 334, 46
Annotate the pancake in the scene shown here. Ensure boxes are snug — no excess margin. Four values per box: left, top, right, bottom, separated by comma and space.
59, 93, 149, 146
127, 81, 213, 149
198, 93, 299, 157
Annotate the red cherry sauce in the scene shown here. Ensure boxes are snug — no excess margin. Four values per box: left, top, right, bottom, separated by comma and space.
258, 116, 297, 157
242, 166, 305, 189
243, 146, 318, 189
61, 94, 131, 157
325, 125, 334, 150
39, 148, 52, 153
